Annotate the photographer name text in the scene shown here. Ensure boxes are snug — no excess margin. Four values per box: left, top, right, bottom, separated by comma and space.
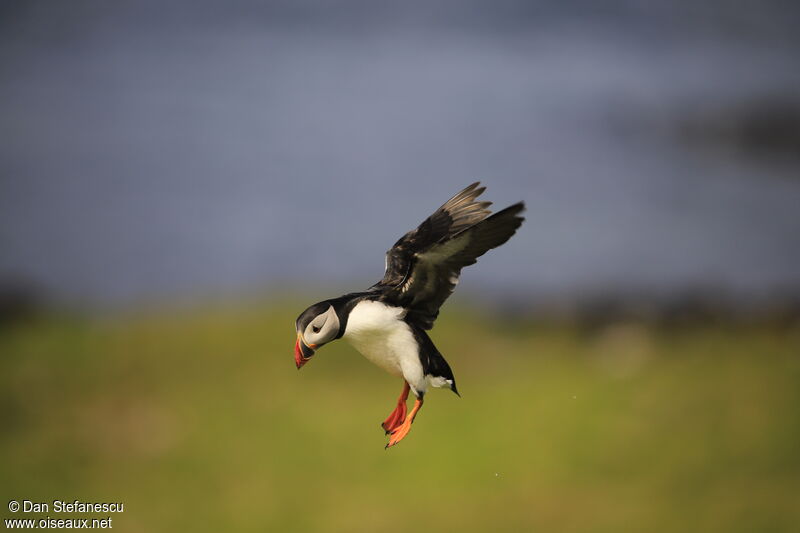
10, 500, 124, 514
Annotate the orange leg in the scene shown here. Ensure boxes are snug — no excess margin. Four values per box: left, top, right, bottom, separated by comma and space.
381, 382, 410, 434
386, 396, 423, 448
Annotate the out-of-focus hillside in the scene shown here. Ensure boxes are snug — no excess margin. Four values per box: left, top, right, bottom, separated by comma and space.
2, 302, 798, 532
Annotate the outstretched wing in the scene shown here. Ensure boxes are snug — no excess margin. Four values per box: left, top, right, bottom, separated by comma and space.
370, 182, 525, 329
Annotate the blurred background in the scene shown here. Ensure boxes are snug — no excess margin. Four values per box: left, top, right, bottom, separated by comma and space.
1, 1, 799, 532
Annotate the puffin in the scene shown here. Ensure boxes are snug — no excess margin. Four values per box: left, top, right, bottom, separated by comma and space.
294, 182, 525, 448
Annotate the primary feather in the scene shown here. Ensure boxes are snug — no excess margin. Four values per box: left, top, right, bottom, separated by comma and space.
370, 182, 525, 329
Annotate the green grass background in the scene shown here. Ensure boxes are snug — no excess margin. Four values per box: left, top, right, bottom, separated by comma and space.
2, 301, 799, 532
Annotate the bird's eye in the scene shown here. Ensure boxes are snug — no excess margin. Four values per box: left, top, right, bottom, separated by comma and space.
312, 325, 321, 334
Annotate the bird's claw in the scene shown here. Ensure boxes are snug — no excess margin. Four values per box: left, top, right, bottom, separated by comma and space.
385, 421, 413, 448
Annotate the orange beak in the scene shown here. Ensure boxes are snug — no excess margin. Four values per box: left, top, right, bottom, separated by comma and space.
294, 333, 316, 369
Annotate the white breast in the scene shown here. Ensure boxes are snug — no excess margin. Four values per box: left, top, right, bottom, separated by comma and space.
342, 300, 425, 391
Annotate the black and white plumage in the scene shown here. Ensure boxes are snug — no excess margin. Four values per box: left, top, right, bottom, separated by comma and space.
294, 182, 524, 447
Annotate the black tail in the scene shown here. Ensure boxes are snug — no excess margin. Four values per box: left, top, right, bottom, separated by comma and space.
411, 325, 460, 396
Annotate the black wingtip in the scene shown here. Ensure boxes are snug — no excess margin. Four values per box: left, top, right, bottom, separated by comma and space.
490, 201, 526, 228
503, 201, 526, 215
451, 383, 461, 397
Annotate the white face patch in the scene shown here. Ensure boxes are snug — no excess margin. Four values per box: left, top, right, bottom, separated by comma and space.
303, 305, 340, 346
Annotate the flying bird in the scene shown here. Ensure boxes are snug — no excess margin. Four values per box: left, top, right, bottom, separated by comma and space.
294, 183, 525, 448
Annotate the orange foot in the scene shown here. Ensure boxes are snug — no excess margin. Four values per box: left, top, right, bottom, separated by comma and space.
381, 402, 407, 434
386, 397, 423, 449
381, 382, 410, 434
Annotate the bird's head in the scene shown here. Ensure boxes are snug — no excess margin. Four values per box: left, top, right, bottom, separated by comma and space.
294, 301, 341, 369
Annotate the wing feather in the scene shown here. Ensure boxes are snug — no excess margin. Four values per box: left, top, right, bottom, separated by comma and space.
371, 182, 525, 329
